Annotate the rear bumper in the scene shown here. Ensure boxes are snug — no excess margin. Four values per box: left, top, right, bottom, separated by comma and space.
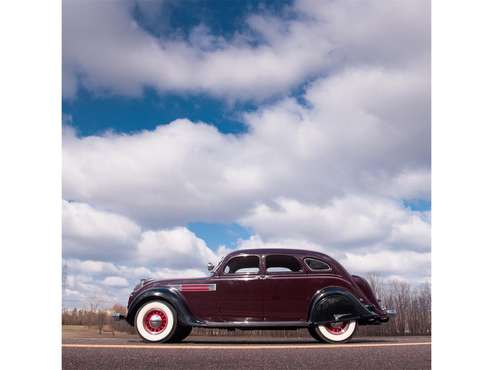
112, 312, 126, 321
373, 308, 397, 323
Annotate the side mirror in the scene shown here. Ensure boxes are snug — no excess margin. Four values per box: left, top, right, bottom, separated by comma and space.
207, 262, 214, 272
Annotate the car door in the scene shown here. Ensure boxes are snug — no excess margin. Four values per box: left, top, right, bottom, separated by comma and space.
212, 254, 264, 321
262, 254, 309, 321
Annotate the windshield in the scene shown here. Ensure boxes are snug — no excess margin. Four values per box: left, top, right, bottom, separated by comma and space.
211, 256, 224, 273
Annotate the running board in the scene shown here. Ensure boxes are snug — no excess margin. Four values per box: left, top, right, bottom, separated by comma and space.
193, 320, 309, 329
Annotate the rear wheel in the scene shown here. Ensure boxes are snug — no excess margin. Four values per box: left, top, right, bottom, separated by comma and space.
169, 325, 193, 342
315, 320, 357, 343
135, 300, 177, 343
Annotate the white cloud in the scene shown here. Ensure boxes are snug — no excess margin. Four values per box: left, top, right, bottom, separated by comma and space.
295, 0, 430, 67
62, 200, 141, 260
102, 276, 129, 287
153, 267, 205, 280
66, 259, 119, 274
63, 201, 218, 269
62, 0, 333, 99
240, 196, 430, 251
235, 235, 324, 254
341, 250, 431, 277
63, 257, 210, 307
137, 228, 217, 269
62, 0, 429, 100
63, 63, 430, 228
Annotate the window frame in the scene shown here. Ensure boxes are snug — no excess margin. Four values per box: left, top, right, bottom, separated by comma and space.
221, 254, 261, 276
303, 257, 332, 272
264, 254, 305, 275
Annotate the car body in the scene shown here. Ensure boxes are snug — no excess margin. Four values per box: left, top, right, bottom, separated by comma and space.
114, 248, 396, 343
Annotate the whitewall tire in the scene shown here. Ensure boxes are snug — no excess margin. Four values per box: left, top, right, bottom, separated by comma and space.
135, 300, 177, 342
316, 320, 357, 343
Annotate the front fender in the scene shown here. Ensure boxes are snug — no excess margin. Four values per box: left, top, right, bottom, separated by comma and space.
309, 287, 378, 325
126, 287, 198, 327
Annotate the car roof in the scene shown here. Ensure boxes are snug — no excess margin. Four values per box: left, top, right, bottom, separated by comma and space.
226, 248, 330, 258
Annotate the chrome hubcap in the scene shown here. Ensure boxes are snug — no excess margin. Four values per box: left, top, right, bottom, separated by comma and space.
325, 321, 350, 335
149, 314, 162, 328
143, 309, 168, 334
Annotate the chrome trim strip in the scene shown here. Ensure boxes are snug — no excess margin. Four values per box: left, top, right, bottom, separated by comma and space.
167, 284, 216, 292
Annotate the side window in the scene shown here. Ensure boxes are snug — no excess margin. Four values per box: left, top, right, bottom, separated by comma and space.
223, 255, 260, 274
304, 257, 332, 271
266, 255, 302, 273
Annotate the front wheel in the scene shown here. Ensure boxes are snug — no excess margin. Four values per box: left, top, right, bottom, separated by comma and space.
135, 300, 177, 342
315, 320, 357, 343
169, 325, 193, 342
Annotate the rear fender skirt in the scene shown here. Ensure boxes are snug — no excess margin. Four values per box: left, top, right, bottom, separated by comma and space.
308, 287, 378, 325
126, 288, 198, 327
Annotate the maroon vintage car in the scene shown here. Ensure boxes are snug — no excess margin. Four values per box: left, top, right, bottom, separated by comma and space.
114, 248, 396, 343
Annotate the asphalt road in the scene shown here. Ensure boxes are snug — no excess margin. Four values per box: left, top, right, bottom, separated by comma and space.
62, 335, 431, 370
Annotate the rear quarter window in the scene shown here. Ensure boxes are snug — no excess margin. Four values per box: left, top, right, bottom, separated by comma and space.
304, 257, 332, 271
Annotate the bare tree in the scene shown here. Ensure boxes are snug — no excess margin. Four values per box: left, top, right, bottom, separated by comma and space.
62, 262, 68, 294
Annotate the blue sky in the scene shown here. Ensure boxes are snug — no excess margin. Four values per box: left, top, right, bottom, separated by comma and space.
62, 0, 430, 306
63, 88, 250, 136
187, 223, 253, 250
132, 0, 292, 39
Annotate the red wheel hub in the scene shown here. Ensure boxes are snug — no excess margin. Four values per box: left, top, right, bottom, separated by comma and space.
325, 321, 349, 335
143, 309, 168, 334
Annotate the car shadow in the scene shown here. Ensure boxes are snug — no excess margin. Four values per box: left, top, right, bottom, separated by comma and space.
126, 337, 396, 345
